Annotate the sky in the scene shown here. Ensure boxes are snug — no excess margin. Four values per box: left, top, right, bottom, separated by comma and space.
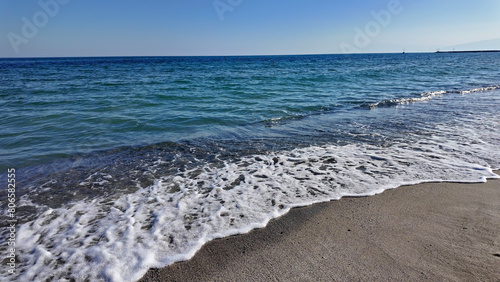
1, 0, 499, 57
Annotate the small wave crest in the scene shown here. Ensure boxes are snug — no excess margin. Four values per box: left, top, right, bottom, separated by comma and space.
365, 85, 499, 109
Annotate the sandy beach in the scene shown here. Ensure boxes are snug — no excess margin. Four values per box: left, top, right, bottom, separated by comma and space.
140, 171, 500, 281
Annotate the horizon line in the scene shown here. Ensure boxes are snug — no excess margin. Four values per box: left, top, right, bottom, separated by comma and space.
0, 51, 439, 59
3, 49, 500, 59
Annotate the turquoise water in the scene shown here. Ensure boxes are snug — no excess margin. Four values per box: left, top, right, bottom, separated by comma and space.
1, 53, 500, 281
2, 54, 499, 169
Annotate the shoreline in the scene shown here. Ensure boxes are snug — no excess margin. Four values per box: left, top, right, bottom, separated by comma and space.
140, 171, 500, 281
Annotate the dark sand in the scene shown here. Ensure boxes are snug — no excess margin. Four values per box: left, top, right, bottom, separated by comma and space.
141, 172, 500, 281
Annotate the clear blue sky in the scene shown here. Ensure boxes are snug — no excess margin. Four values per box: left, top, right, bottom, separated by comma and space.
1, 0, 499, 57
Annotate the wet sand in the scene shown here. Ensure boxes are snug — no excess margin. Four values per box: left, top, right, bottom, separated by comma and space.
140, 171, 500, 281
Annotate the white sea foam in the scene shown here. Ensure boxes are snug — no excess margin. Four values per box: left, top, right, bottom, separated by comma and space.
455, 85, 500, 94
9, 113, 500, 281
368, 86, 499, 108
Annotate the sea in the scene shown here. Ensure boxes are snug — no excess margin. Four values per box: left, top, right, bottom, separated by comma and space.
1, 53, 499, 281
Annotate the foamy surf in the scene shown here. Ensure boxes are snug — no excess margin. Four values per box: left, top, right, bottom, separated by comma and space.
11, 118, 500, 281
366, 85, 499, 108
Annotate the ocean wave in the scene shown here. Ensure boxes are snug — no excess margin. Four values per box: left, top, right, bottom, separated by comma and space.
256, 85, 500, 127
10, 112, 500, 282
365, 85, 499, 109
